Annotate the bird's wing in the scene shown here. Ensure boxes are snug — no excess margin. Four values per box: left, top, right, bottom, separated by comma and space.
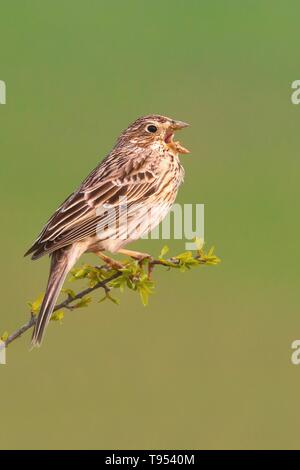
25, 149, 161, 259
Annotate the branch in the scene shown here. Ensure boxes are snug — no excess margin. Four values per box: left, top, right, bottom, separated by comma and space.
0, 245, 220, 351
2, 270, 122, 348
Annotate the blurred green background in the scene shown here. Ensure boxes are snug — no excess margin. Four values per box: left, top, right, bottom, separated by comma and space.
0, 0, 299, 450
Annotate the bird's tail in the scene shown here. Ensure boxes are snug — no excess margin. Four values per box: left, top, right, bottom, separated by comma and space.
31, 245, 83, 348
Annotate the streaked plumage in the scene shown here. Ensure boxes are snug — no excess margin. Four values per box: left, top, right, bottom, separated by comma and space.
25, 114, 189, 346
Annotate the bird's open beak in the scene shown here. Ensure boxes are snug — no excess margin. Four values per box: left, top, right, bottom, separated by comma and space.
164, 120, 190, 154
172, 120, 189, 130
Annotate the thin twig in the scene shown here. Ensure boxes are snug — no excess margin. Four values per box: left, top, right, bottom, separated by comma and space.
3, 270, 122, 349
1, 251, 217, 350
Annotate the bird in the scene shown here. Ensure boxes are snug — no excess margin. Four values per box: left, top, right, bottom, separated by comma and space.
25, 114, 190, 347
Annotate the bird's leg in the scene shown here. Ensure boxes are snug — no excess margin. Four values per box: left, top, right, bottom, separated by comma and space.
118, 248, 151, 262
118, 248, 153, 277
96, 252, 124, 270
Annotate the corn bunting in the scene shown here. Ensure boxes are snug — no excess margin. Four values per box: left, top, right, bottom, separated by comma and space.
25, 114, 189, 346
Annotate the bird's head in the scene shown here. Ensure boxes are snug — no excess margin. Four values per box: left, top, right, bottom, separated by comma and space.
117, 114, 190, 154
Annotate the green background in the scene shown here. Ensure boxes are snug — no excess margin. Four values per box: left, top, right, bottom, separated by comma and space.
0, 0, 299, 450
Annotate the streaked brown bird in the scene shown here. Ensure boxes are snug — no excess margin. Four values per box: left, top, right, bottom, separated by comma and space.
25, 114, 189, 346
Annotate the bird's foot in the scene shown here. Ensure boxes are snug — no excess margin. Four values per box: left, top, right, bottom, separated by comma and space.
117, 249, 153, 276
96, 252, 124, 270
118, 248, 151, 262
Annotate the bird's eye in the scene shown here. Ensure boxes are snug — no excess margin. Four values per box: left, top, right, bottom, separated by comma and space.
147, 125, 158, 133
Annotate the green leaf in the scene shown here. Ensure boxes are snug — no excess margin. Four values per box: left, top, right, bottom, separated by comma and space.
70, 264, 95, 281
159, 245, 169, 259
71, 296, 92, 309
175, 251, 193, 261
198, 245, 221, 265
208, 246, 215, 257
174, 251, 198, 270
194, 237, 204, 252
61, 288, 76, 299
28, 293, 44, 315
135, 275, 155, 306
51, 310, 64, 322
0, 331, 9, 342
206, 255, 221, 265
71, 268, 87, 279
139, 287, 149, 306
